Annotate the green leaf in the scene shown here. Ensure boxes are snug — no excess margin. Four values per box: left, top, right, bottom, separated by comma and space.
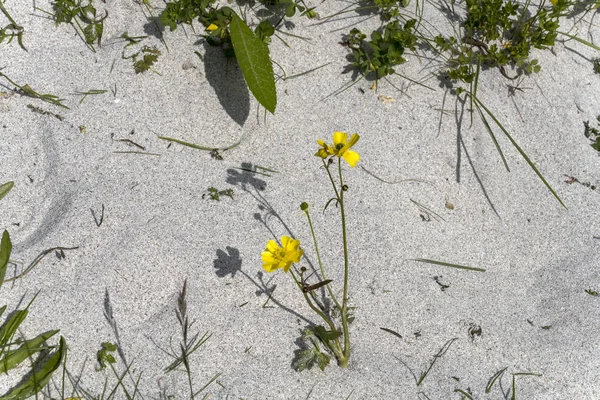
293, 348, 318, 372
0, 182, 13, 201
0, 336, 66, 400
227, 9, 277, 113
0, 230, 11, 291
0, 310, 28, 346
315, 351, 330, 370
314, 325, 343, 341
0, 330, 60, 374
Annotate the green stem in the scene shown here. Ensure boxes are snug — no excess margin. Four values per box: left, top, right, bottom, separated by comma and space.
337, 158, 351, 364
323, 159, 340, 200
303, 207, 342, 311
290, 270, 336, 333
290, 270, 344, 359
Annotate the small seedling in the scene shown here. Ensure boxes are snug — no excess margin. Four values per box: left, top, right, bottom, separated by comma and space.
0, 71, 68, 108
202, 187, 234, 201
0, 0, 25, 50
592, 58, 600, 74
123, 45, 161, 74
584, 115, 600, 152
73, 89, 106, 104
585, 289, 598, 296
50, 0, 108, 52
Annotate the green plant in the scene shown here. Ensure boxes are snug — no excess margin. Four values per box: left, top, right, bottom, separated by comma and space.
0, 0, 25, 50
346, 19, 418, 82
455, 367, 542, 400
202, 187, 234, 201
1, 204, 66, 400
123, 45, 162, 74
261, 132, 361, 369
48, 0, 108, 52
584, 114, 600, 152
0, 71, 69, 109
45, 281, 219, 399
160, 0, 301, 113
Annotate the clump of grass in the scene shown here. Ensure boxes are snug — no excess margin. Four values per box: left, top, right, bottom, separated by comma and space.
455, 367, 542, 400
1, 224, 66, 399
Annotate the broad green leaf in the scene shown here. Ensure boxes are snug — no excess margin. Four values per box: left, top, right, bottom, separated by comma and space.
0, 230, 11, 291
0, 182, 13, 201
0, 336, 66, 400
0, 330, 60, 374
228, 9, 277, 113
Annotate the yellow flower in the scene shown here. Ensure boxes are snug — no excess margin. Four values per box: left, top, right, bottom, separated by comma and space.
315, 131, 361, 167
206, 23, 218, 32
550, 0, 557, 4
262, 236, 303, 273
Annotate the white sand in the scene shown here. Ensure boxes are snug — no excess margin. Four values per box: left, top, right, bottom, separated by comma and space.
1, 0, 599, 398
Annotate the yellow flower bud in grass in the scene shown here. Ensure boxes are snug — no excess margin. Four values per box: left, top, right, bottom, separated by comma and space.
550, 0, 557, 5
262, 236, 303, 273
315, 132, 360, 167
206, 23, 218, 32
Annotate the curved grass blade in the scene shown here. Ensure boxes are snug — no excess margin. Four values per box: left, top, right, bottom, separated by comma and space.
472, 95, 566, 208
228, 9, 276, 114
486, 367, 508, 393
414, 258, 486, 272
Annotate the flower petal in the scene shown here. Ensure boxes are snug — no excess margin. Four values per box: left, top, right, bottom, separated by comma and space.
262, 262, 279, 272
342, 149, 360, 167
332, 131, 348, 146
265, 240, 279, 253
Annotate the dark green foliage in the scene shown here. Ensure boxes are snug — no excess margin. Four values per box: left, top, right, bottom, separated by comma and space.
122, 45, 161, 74
584, 115, 600, 152
436, 0, 571, 84
53, 0, 107, 51
293, 328, 331, 371
347, 19, 418, 80
96, 341, 117, 370
0, 0, 25, 50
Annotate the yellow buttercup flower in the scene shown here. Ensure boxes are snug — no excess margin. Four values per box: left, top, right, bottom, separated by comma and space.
315, 131, 361, 167
206, 23, 218, 31
262, 236, 303, 273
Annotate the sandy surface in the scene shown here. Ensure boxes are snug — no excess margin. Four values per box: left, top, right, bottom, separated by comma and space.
1, 0, 599, 399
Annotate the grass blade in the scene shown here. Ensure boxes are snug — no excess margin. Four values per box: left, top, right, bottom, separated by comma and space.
0, 230, 11, 291
557, 31, 600, 51
158, 136, 241, 152
417, 337, 457, 386
1, 336, 66, 400
0, 330, 60, 374
414, 258, 486, 272
486, 367, 508, 392
472, 95, 566, 208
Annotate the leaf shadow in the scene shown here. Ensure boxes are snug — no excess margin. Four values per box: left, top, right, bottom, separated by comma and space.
203, 44, 250, 126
